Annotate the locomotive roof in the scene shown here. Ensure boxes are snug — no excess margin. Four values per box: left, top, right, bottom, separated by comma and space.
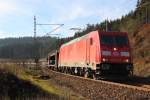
61, 31, 128, 47
61, 33, 89, 47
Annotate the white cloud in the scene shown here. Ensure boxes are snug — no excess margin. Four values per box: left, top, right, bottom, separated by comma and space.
0, 0, 137, 38
0, 1, 17, 14
46, 0, 93, 23
52, 0, 136, 23
0, 0, 41, 20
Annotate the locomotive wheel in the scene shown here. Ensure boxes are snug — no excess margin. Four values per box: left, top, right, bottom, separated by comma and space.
84, 72, 88, 78
92, 73, 97, 80
84, 70, 89, 78
64, 67, 67, 73
71, 68, 75, 75
128, 70, 134, 78
79, 69, 84, 76
82, 71, 85, 77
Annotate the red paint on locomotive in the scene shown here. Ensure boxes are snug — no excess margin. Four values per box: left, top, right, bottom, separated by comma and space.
56, 30, 133, 78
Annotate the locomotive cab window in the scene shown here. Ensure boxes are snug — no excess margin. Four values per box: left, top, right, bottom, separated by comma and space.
101, 35, 128, 46
115, 36, 128, 46
101, 35, 113, 45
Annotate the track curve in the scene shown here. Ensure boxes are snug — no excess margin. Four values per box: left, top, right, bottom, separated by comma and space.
42, 66, 150, 100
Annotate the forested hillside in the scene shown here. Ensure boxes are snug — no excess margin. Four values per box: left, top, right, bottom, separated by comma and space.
0, 37, 58, 59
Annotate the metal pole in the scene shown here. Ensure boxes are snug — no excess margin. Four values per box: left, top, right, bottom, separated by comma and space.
34, 16, 36, 39
33, 16, 64, 57
106, 18, 108, 31
33, 16, 39, 65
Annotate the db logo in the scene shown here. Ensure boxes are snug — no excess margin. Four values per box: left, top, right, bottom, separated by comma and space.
113, 52, 119, 56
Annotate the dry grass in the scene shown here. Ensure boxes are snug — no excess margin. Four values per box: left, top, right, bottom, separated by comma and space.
0, 63, 82, 100
130, 24, 150, 77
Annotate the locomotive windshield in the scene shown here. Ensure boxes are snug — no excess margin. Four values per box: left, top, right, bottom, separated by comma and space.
101, 35, 128, 46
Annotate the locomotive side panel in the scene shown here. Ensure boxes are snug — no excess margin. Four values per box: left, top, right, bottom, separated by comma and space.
58, 31, 100, 70
55, 30, 133, 79
87, 31, 101, 70
59, 35, 88, 67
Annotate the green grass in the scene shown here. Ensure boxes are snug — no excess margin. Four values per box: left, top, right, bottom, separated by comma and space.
23, 66, 83, 100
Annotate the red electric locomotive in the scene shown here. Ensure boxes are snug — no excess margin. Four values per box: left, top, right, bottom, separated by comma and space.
48, 30, 133, 79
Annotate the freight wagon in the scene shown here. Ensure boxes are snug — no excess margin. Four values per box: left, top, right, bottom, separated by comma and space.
48, 30, 133, 79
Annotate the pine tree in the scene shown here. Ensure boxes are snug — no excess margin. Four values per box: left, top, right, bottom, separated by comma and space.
136, 0, 141, 8
140, 0, 150, 4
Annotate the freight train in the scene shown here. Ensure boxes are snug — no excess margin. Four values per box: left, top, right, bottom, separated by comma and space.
47, 30, 133, 79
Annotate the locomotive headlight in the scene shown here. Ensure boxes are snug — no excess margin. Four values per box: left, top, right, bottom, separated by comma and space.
125, 59, 129, 63
102, 58, 106, 62
121, 52, 129, 57
102, 51, 111, 56
102, 58, 108, 62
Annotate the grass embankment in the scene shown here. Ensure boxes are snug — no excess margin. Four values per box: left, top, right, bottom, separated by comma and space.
0, 63, 83, 100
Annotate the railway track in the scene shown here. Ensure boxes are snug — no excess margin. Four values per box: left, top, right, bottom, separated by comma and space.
42, 66, 150, 100
115, 76, 150, 90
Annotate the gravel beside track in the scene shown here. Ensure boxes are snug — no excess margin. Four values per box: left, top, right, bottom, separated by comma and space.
43, 68, 150, 100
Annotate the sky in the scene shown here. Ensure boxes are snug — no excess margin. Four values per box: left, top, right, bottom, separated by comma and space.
0, 0, 137, 38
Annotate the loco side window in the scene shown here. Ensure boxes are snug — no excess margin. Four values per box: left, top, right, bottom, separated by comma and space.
90, 38, 93, 45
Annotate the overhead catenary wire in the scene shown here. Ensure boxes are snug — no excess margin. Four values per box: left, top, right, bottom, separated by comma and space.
34, 16, 64, 38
